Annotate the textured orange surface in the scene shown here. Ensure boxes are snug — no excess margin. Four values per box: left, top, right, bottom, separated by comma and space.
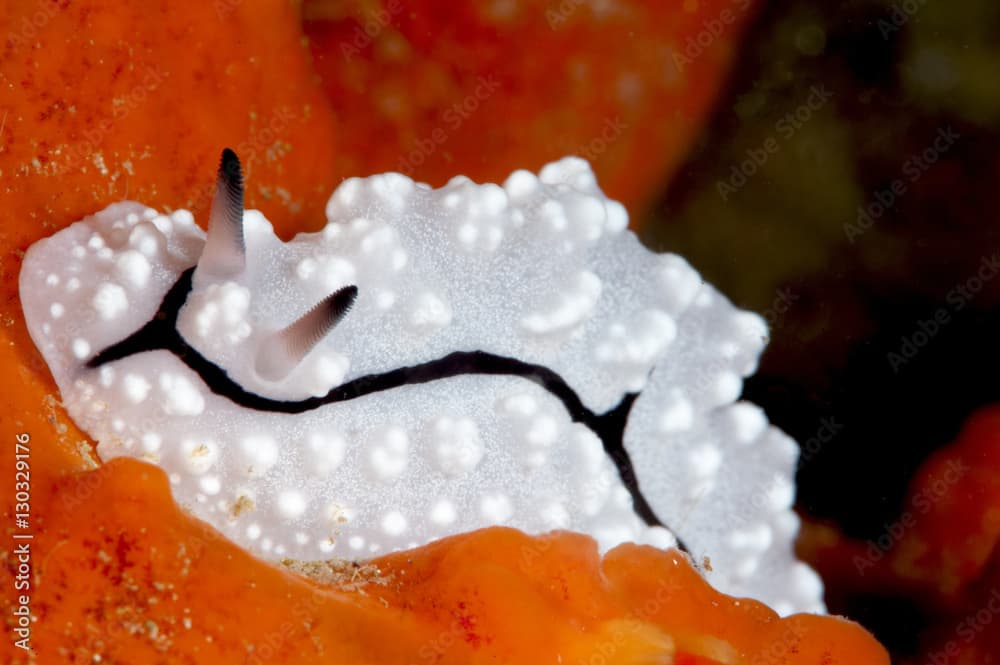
0, 0, 341, 421
0, 1, 886, 662
305, 0, 753, 214
0, 455, 887, 664
800, 406, 1000, 663
0, 0, 340, 248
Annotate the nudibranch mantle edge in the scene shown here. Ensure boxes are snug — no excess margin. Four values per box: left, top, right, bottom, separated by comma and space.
19, 152, 824, 616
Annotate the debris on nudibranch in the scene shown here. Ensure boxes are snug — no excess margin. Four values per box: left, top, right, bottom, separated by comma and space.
20, 149, 822, 614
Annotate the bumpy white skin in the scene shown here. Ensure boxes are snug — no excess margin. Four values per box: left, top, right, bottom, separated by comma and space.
19, 158, 824, 615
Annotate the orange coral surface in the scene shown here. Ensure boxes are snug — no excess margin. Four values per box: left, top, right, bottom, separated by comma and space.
303, 0, 753, 214
0, 0, 887, 662
0, 452, 887, 663
801, 406, 1000, 663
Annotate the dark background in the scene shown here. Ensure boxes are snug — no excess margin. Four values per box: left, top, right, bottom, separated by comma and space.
642, 0, 1000, 656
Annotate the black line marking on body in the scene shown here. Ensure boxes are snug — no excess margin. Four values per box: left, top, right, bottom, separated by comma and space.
88, 267, 687, 552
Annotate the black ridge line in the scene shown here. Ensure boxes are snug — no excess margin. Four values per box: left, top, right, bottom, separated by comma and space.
87, 267, 688, 552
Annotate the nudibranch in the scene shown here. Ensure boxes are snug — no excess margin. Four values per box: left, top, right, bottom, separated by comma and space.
20, 150, 823, 614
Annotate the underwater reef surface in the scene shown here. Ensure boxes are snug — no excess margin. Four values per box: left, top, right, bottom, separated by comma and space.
2, 0, 873, 662
0, 456, 886, 663
5, 0, 991, 661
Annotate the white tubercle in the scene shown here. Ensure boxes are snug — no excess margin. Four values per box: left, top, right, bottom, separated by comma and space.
18, 156, 824, 615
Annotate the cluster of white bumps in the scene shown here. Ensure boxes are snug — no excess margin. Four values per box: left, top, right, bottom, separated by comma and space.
20, 158, 824, 615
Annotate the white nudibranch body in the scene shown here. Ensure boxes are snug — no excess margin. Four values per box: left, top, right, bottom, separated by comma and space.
19, 153, 824, 615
